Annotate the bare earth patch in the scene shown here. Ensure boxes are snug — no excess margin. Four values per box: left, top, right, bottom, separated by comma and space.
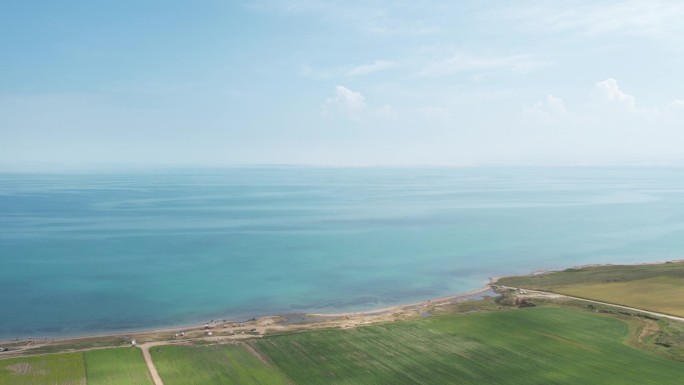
6, 362, 45, 376
639, 321, 660, 343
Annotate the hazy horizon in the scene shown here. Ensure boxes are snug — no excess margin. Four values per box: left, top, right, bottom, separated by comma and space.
4, 161, 684, 174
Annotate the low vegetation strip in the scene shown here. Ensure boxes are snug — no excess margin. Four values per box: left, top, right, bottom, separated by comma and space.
498, 261, 684, 317
253, 307, 684, 385
0, 352, 86, 385
85, 348, 154, 385
150, 344, 291, 385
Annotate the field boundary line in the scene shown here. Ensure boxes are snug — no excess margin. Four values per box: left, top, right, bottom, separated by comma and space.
500, 286, 684, 323
245, 341, 297, 385
82, 351, 89, 385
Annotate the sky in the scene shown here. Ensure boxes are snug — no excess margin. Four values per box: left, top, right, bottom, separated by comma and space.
2, 0, 684, 168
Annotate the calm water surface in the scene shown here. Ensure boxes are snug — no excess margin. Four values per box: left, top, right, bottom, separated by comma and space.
1, 167, 684, 338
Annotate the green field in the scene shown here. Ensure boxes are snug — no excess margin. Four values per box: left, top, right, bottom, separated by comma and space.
498, 262, 684, 316
4, 283, 684, 385
0, 348, 152, 385
150, 344, 291, 385
254, 307, 684, 384
85, 348, 153, 385
0, 352, 86, 385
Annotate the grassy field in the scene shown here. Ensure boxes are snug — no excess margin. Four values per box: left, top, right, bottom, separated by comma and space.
150, 344, 291, 385
0, 352, 86, 385
498, 261, 684, 316
84, 348, 153, 385
0, 348, 152, 385
254, 307, 684, 384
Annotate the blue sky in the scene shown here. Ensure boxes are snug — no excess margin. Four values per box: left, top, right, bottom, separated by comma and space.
2, 0, 684, 168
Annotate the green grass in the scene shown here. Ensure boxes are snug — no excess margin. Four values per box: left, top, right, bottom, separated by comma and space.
0, 352, 86, 385
150, 344, 291, 385
84, 348, 153, 385
4, 296, 684, 384
498, 262, 684, 316
254, 307, 684, 384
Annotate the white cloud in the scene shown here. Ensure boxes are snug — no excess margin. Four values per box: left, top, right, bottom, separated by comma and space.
322, 86, 400, 121
418, 52, 549, 77
523, 79, 684, 126
250, 0, 441, 36
323, 86, 367, 119
301, 60, 396, 79
590, 78, 661, 117
592, 78, 637, 111
668, 100, 684, 110
347, 60, 397, 76
590, 78, 684, 118
499, 0, 684, 39
523, 94, 567, 121
592, 78, 684, 118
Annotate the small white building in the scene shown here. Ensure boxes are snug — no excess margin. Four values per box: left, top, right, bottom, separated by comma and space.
131, 339, 137, 346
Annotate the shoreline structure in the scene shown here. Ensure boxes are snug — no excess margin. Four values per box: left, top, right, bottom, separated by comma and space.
2, 260, 681, 350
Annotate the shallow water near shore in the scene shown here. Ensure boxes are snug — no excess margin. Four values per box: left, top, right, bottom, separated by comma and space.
2, 166, 684, 339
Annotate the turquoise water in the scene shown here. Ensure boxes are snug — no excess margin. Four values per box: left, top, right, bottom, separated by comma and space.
2, 167, 684, 339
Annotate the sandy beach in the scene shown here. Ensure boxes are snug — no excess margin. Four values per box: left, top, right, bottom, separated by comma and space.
0, 280, 498, 355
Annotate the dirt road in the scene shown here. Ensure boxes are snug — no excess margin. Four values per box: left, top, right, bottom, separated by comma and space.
499, 285, 684, 323
139, 342, 166, 385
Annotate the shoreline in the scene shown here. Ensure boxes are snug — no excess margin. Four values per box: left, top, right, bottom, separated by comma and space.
307, 279, 497, 318
3, 259, 682, 349
0, 280, 496, 347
